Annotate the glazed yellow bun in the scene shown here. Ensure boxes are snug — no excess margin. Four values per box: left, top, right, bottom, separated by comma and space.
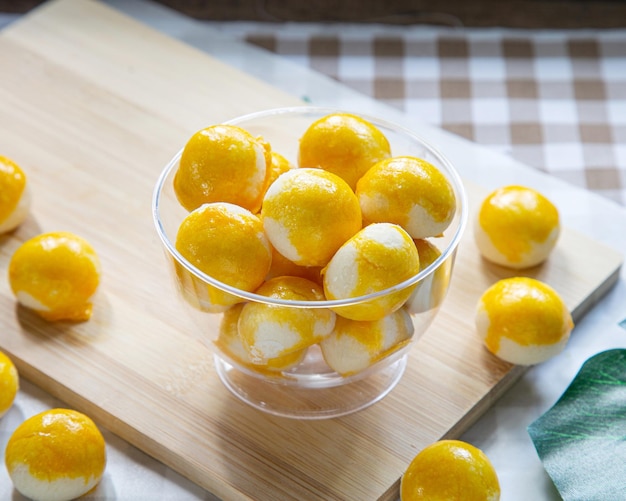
173, 124, 271, 213
5, 409, 106, 501
298, 112, 391, 189
356, 156, 456, 239
238, 276, 336, 362
261, 168, 362, 267
401, 440, 500, 501
0, 155, 31, 233
320, 308, 414, 376
216, 303, 307, 374
8, 232, 101, 322
323, 223, 420, 321
474, 185, 560, 269
476, 277, 574, 365
175, 202, 272, 311
0, 350, 19, 418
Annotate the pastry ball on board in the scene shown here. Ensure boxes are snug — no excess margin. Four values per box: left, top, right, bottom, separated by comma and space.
474, 185, 560, 269
5, 409, 106, 501
0, 155, 31, 233
475, 277, 574, 365
0, 350, 18, 418
8, 232, 101, 322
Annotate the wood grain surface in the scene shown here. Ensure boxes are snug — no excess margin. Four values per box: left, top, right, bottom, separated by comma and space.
0, 1, 622, 500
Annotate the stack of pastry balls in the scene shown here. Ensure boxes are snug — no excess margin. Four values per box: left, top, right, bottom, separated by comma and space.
474, 185, 574, 365
172, 112, 457, 377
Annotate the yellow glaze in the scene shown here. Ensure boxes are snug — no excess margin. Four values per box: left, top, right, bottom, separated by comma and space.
357, 156, 456, 231
0, 155, 27, 225
261, 168, 362, 267
0, 351, 18, 417
401, 440, 501, 501
5, 409, 106, 483
173, 124, 271, 213
298, 112, 391, 189
480, 277, 573, 353
478, 185, 559, 264
175, 202, 272, 297
8, 232, 101, 322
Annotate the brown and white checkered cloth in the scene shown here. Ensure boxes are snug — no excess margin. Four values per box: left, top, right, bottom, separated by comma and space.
205, 23, 626, 206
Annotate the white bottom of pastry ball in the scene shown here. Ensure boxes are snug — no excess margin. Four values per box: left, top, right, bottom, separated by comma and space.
9, 464, 102, 501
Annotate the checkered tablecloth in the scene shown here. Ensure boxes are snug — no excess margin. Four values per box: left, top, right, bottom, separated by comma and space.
203, 23, 626, 206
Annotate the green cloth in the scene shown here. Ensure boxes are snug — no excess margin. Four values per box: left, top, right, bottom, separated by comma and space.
528, 349, 626, 501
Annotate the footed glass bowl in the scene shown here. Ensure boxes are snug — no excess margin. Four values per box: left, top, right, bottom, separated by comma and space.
152, 106, 468, 419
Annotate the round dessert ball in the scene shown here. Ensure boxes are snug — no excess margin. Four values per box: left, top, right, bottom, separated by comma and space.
323, 222, 420, 321
401, 440, 500, 501
404, 239, 450, 315
474, 185, 560, 269
476, 277, 574, 365
261, 168, 362, 267
320, 308, 414, 376
356, 156, 456, 239
175, 202, 272, 311
238, 276, 336, 362
173, 124, 271, 213
0, 155, 31, 233
5, 409, 107, 501
0, 350, 19, 418
8, 232, 101, 322
216, 303, 307, 373
298, 112, 391, 190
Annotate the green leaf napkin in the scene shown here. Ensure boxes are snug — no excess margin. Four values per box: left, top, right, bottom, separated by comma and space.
528, 349, 626, 501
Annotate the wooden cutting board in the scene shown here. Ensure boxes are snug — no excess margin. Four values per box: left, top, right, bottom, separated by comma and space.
0, 1, 622, 499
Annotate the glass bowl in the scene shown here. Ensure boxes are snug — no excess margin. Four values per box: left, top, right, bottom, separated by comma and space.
152, 106, 468, 419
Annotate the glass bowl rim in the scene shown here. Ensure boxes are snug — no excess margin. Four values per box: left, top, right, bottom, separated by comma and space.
152, 105, 469, 308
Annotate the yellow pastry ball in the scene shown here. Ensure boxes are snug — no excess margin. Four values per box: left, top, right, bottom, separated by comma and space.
474, 185, 560, 269
404, 239, 450, 315
261, 168, 362, 267
238, 276, 336, 362
266, 150, 295, 189
0, 350, 19, 418
356, 156, 456, 239
175, 202, 272, 311
0, 155, 31, 233
173, 124, 271, 213
320, 308, 414, 376
298, 112, 391, 190
216, 303, 306, 374
8, 232, 101, 322
5, 409, 107, 501
476, 277, 574, 365
323, 223, 420, 321
401, 440, 501, 501
266, 245, 323, 285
